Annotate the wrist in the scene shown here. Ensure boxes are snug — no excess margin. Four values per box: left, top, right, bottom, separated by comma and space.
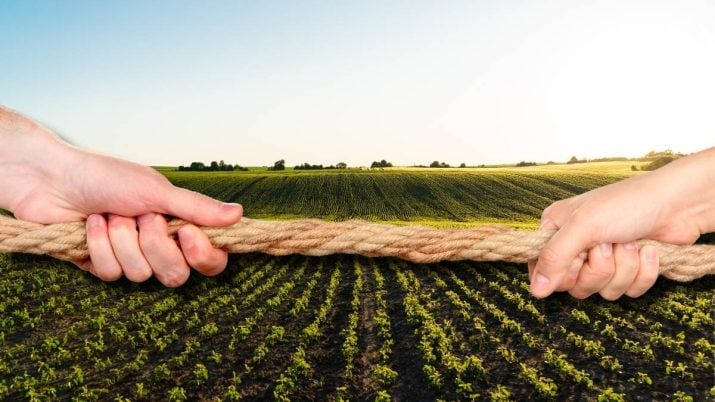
661, 147, 715, 235
0, 107, 79, 212
692, 147, 715, 234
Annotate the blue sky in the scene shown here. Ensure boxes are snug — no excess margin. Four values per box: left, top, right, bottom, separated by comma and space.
1, 0, 714, 166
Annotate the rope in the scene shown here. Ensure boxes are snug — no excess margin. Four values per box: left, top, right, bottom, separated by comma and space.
0, 215, 712, 282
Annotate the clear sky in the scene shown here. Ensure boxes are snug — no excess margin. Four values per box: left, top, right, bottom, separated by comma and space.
1, 0, 713, 167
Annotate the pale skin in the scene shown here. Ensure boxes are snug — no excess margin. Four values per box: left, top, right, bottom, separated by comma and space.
1, 106, 713, 296
0, 106, 243, 287
528, 147, 715, 300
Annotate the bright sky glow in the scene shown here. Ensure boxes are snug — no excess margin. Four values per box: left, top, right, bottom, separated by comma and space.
1, 0, 713, 166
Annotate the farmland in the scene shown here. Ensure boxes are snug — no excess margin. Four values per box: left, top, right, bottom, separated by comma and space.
161, 162, 636, 228
1, 162, 713, 401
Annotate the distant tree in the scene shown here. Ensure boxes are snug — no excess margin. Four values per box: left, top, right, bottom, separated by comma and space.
336, 162, 347, 169
177, 161, 248, 171
642, 149, 683, 161
371, 160, 392, 168
642, 156, 675, 171
430, 161, 440, 168
567, 156, 580, 164
270, 159, 286, 171
294, 162, 324, 170
459, 163, 466, 168
516, 161, 537, 167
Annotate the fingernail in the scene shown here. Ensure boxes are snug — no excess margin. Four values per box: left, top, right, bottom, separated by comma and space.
600, 243, 612, 258
645, 246, 657, 263
221, 202, 243, 215
624, 241, 638, 251
87, 214, 101, 229
531, 274, 550, 294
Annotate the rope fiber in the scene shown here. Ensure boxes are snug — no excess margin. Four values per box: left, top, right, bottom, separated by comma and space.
0, 215, 712, 282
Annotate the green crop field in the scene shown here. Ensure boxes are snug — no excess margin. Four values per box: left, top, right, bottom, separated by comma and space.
161, 161, 636, 229
1, 162, 713, 401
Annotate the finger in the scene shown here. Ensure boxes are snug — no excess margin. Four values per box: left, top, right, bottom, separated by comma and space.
625, 245, 659, 298
85, 214, 123, 281
539, 199, 573, 231
527, 259, 535, 281
555, 256, 585, 292
177, 224, 229, 277
71, 260, 91, 272
160, 186, 243, 227
569, 243, 615, 299
599, 242, 639, 301
137, 213, 191, 288
531, 217, 596, 298
529, 200, 572, 293
107, 214, 153, 283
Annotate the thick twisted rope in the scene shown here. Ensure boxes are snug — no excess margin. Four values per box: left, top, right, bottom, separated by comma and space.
0, 215, 712, 282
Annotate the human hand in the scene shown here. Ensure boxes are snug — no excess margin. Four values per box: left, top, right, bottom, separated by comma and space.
528, 148, 715, 300
0, 106, 242, 287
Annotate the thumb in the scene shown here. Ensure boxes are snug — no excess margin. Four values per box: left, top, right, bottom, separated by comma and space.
531, 218, 594, 298
528, 200, 571, 282
159, 186, 243, 227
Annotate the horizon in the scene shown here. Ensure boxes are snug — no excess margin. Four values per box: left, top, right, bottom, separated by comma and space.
2, 1, 714, 166
162, 149, 682, 169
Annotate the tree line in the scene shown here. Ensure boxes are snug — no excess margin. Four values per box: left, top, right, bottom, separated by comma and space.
178, 151, 682, 172
178, 161, 248, 171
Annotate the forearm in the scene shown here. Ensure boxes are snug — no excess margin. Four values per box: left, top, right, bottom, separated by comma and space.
0, 106, 77, 212
656, 147, 715, 235
689, 147, 715, 234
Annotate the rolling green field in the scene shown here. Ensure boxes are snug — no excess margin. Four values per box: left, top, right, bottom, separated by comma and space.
162, 161, 636, 228
1, 162, 713, 401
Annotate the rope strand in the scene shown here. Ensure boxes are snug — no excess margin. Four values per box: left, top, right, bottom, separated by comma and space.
0, 215, 712, 281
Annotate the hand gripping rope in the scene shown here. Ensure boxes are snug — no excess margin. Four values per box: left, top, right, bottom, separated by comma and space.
0, 215, 713, 282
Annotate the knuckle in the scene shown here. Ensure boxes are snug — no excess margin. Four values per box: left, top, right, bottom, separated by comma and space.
161, 269, 190, 288
584, 260, 614, 280
624, 289, 642, 298
569, 289, 590, 299
557, 276, 578, 292
95, 265, 122, 282
198, 262, 226, 277
599, 290, 621, 301
541, 203, 557, 220
542, 199, 567, 219
139, 234, 163, 255
126, 266, 153, 283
